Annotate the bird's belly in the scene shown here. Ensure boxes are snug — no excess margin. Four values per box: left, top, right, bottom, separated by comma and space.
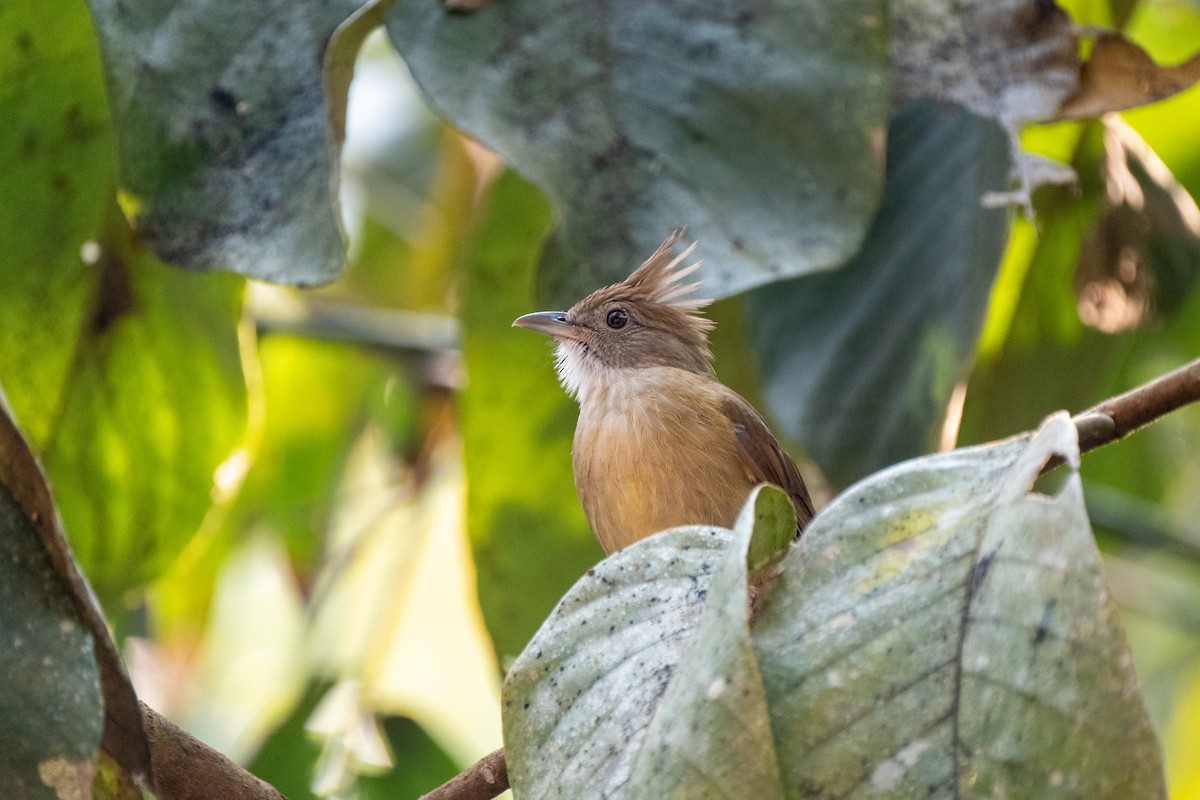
573, 406, 753, 552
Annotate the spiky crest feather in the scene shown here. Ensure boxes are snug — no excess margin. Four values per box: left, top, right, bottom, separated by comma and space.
575, 230, 714, 336
622, 230, 712, 315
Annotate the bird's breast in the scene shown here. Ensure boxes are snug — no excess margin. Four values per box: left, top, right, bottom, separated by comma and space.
572, 370, 755, 553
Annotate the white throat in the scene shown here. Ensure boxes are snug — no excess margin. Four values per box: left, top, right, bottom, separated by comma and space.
555, 341, 600, 403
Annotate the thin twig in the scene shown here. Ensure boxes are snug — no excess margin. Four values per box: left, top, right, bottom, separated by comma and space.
1073, 355, 1200, 455
1039, 355, 1200, 475
418, 748, 509, 800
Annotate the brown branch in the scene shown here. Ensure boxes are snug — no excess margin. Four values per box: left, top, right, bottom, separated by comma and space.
141, 702, 285, 800
1073, 356, 1200, 454
419, 748, 509, 800
1037, 355, 1200, 474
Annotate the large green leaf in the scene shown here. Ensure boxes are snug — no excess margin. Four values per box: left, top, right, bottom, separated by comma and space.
2, 0, 250, 598
388, 0, 888, 305
458, 171, 602, 661
1, 0, 112, 449
35, 213, 247, 599
753, 414, 1164, 798
85, 0, 365, 284
503, 487, 793, 799
747, 101, 1012, 488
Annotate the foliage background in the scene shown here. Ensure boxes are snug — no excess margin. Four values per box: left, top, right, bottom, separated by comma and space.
2, 0, 1200, 797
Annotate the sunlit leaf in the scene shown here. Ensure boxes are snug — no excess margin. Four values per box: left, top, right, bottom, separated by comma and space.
0, 0, 112, 449
37, 214, 248, 599
85, 0, 366, 284
2, 0, 251, 599
504, 487, 793, 799
388, 0, 889, 304
747, 101, 1012, 487
458, 171, 602, 660
753, 414, 1164, 798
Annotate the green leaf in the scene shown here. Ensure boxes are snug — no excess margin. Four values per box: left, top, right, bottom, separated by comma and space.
388, 1, 888, 305
753, 414, 1165, 799
747, 100, 1013, 487
2, 0, 251, 598
35, 214, 248, 599
743, 483, 796, 574
85, 0, 364, 284
504, 487, 791, 799
0, 0, 113, 449
458, 171, 602, 661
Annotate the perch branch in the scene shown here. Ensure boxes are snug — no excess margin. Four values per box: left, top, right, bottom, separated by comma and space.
141, 702, 285, 800
418, 748, 509, 800
1071, 355, 1200, 456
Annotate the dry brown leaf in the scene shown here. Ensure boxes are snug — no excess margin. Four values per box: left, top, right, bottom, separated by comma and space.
1075, 116, 1200, 332
1060, 31, 1200, 120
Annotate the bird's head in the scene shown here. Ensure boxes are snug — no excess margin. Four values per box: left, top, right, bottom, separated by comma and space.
513, 231, 715, 399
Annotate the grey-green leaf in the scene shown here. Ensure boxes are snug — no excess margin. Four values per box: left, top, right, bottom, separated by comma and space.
387, 0, 888, 305
85, 0, 363, 284
752, 413, 1165, 799
504, 487, 791, 799
0, 402, 104, 800
747, 100, 1012, 488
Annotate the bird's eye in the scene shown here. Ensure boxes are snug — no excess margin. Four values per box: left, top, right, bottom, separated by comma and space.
606, 308, 628, 329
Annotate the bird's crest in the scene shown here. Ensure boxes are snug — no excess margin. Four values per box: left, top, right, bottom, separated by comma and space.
619, 230, 712, 315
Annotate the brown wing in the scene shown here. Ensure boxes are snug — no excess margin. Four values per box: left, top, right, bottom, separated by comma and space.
722, 391, 815, 534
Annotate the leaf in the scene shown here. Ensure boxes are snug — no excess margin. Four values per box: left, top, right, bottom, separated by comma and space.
388, 1, 889, 304
0, 394, 151, 794
1074, 116, 1200, 332
85, 0, 365, 284
752, 414, 1165, 799
0, 0, 113, 449
891, 0, 1080, 125
31, 213, 250, 600
1059, 31, 1200, 121
0, 484, 103, 800
746, 100, 1012, 488
503, 486, 792, 799
458, 171, 602, 660
891, 1, 1200, 201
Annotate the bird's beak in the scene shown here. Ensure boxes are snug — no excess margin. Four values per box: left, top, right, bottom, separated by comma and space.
512, 311, 585, 341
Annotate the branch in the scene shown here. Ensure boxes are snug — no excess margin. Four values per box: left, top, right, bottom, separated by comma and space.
141, 702, 285, 800
1071, 355, 1200, 456
418, 748, 509, 800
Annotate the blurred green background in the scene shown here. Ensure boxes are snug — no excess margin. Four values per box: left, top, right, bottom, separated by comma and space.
3, 0, 1200, 796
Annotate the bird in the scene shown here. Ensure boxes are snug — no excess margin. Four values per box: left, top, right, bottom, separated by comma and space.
513, 231, 814, 554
